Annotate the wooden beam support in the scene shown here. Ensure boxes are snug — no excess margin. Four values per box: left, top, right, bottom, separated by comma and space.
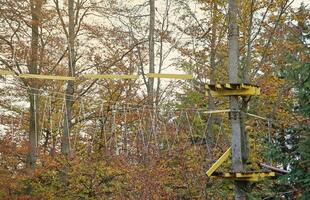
212, 171, 275, 182
210, 87, 260, 97
205, 83, 260, 97
83, 74, 138, 80
259, 163, 289, 174
146, 73, 193, 79
206, 147, 232, 177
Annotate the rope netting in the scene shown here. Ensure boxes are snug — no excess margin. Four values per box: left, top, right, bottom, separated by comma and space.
0, 91, 232, 162
0, 80, 270, 167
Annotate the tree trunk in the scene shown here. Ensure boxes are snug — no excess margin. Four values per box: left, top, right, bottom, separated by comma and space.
228, 0, 247, 199
62, 0, 75, 155
27, 0, 41, 169
143, 0, 155, 163
148, 0, 155, 105
207, 2, 217, 154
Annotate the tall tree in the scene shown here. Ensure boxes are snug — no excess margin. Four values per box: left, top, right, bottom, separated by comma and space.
148, 0, 155, 105
227, 0, 247, 199
206, 1, 217, 153
62, 0, 75, 155
27, 0, 42, 168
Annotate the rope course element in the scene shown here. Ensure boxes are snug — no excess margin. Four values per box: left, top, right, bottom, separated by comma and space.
0, 69, 193, 81
19, 74, 75, 81
0, 72, 276, 178
83, 74, 139, 80
146, 73, 193, 79
0, 70, 14, 75
206, 83, 260, 97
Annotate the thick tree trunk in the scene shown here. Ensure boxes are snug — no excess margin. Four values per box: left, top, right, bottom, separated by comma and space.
27, 0, 41, 169
228, 0, 247, 199
62, 0, 75, 155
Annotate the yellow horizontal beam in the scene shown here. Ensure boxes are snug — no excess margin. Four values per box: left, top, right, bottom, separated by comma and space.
19, 74, 75, 81
83, 74, 138, 80
0, 70, 15, 76
210, 87, 260, 97
236, 172, 275, 178
206, 147, 231, 177
212, 172, 275, 182
146, 73, 193, 79
206, 83, 261, 97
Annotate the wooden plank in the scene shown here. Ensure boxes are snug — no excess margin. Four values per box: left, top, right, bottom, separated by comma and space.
236, 172, 275, 178
0, 70, 15, 75
240, 84, 252, 89
83, 74, 138, 80
259, 163, 289, 174
224, 83, 233, 89
146, 73, 193, 79
210, 87, 260, 97
19, 74, 75, 81
206, 147, 232, 177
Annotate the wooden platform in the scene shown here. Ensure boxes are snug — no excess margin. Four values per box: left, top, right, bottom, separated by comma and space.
206, 83, 260, 97
211, 171, 275, 182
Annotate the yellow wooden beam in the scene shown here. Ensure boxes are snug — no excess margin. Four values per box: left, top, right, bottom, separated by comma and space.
19, 74, 75, 81
224, 83, 233, 89
146, 73, 193, 79
206, 147, 231, 177
83, 74, 138, 80
236, 172, 275, 178
212, 172, 275, 182
240, 84, 252, 89
0, 70, 15, 76
208, 87, 260, 97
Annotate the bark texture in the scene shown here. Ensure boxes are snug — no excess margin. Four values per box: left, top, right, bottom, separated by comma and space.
62, 0, 75, 155
228, 0, 247, 199
27, 0, 42, 168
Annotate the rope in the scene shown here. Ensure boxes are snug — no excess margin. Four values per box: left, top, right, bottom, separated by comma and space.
204, 109, 231, 114
246, 112, 268, 121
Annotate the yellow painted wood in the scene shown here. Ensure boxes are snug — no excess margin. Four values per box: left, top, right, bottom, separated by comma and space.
205, 83, 260, 96
240, 84, 252, 89
223, 172, 233, 177
0, 70, 15, 75
208, 87, 260, 97
215, 83, 223, 89
224, 84, 233, 89
206, 147, 231, 177
19, 74, 75, 81
83, 74, 138, 79
146, 73, 193, 79
212, 172, 275, 182
236, 172, 275, 178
